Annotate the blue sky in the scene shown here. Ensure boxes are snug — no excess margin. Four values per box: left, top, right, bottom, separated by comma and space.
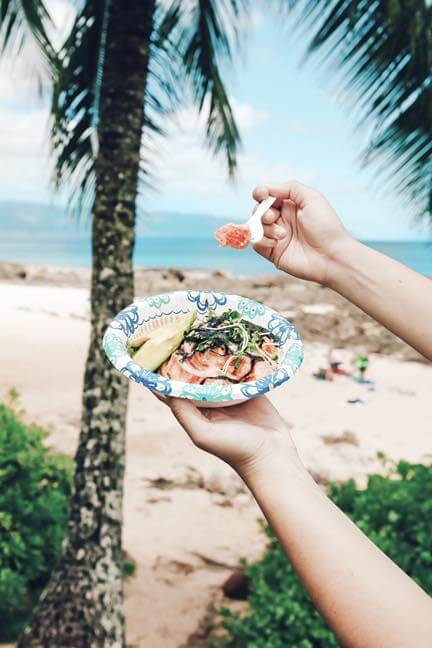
0, 1, 429, 241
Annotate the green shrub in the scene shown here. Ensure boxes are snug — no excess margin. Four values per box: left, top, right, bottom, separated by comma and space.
221, 460, 432, 647
122, 550, 138, 579
0, 403, 73, 641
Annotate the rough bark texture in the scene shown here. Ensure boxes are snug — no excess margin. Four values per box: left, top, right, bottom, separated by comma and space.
18, 1, 155, 646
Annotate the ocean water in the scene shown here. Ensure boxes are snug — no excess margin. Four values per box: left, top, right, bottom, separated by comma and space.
0, 234, 431, 277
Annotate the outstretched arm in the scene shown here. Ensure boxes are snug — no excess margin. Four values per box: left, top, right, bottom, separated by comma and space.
252, 181, 432, 360
169, 397, 432, 648
327, 239, 432, 361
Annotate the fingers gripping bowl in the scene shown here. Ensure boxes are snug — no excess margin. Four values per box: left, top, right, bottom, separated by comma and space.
103, 291, 303, 407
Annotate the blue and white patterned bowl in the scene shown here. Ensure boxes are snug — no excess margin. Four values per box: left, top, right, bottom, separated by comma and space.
103, 290, 303, 407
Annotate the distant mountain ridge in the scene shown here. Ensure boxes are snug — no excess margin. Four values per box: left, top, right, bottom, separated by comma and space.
0, 201, 430, 275
1, 200, 429, 243
0, 201, 226, 238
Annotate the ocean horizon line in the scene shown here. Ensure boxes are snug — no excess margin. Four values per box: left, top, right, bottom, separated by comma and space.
0, 239, 430, 277
2, 231, 430, 244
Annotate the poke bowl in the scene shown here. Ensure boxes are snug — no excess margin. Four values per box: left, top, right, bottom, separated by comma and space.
103, 290, 304, 407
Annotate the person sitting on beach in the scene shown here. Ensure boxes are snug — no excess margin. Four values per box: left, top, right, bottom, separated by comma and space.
314, 349, 346, 381
168, 180, 432, 647
328, 347, 346, 375
313, 366, 333, 381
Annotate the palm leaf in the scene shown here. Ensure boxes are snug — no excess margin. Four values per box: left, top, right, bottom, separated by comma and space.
0, 0, 52, 55
137, 3, 184, 190
162, 0, 245, 177
50, 0, 109, 217
0, 0, 54, 86
292, 0, 432, 220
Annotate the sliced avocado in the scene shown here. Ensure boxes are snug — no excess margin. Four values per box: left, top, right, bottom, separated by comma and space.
128, 332, 150, 349
132, 311, 196, 371
129, 311, 196, 350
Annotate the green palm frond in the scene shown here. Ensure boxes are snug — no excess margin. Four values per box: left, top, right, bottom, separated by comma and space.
137, 29, 180, 191
0, 0, 54, 66
163, 0, 245, 177
293, 0, 432, 219
50, 0, 109, 216
139, 1, 193, 180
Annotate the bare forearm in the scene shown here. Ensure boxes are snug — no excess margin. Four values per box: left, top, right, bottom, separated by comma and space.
327, 239, 432, 360
244, 457, 432, 648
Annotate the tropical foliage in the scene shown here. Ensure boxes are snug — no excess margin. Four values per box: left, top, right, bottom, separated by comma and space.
292, 0, 432, 219
0, 401, 72, 641
0, 0, 52, 59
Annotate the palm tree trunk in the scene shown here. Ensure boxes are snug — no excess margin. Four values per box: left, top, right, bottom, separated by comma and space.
19, 1, 156, 645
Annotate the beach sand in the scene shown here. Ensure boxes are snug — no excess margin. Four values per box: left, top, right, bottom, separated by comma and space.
0, 263, 431, 647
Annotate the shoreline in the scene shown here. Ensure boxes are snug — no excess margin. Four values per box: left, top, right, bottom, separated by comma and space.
1, 237, 431, 279
0, 260, 426, 363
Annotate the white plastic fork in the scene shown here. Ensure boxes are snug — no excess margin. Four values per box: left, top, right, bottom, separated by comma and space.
246, 196, 276, 243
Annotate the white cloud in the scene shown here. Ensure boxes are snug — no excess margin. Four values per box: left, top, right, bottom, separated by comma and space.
143, 97, 274, 198
0, 104, 53, 202
142, 101, 316, 216
0, 72, 40, 107
48, 0, 76, 47
232, 98, 269, 130
170, 97, 269, 135
0, 42, 50, 104
0, 0, 76, 201
235, 8, 264, 32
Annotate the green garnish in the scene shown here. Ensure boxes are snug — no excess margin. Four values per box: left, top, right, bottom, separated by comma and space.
234, 354, 243, 369
178, 308, 279, 373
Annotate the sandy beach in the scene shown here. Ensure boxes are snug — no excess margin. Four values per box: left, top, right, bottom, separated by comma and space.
1, 262, 431, 647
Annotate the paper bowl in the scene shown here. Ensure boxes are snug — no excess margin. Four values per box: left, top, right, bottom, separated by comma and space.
103, 290, 303, 407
